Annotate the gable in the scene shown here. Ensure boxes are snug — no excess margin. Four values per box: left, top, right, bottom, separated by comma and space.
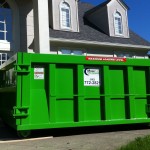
49, 0, 79, 32
107, 0, 129, 38
84, 0, 129, 38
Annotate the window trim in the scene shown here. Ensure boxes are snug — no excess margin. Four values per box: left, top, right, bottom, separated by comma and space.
114, 11, 123, 36
0, 0, 20, 51
60, 1, 71, 30
0, 20, 7, 40
114, 51, 134, 58
0, 1, 12, 42
0, 53, 7, 65
58, 48, 86, 56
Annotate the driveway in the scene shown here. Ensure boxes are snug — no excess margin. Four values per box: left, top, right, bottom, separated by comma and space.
0, 119, 150, 150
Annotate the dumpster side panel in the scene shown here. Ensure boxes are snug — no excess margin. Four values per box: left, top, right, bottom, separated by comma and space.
132, 67, 147, 118
55, 65, 75, 122
0, 69, 17, 129
1, 53, 150, 132
0, 92, 16, 128
30, 64, 49, 124
108, 66, 126, 120
23, 54, 150, 130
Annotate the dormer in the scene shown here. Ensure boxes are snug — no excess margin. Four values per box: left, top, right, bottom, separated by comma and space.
49, 0, 79, 32
84, 0, 130, 38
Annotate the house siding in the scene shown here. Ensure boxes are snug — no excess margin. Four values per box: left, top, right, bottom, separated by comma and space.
1, 0, 149, 60
50, 42, 148, 58
16, 0, 34, 53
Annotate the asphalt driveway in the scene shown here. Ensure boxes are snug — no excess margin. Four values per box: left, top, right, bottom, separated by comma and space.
0, 119, 150, 150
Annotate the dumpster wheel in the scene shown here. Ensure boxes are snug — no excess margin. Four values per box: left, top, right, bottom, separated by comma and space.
17, 130, 31, 138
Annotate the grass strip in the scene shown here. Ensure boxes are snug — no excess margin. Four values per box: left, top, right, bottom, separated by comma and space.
117, 135, 150, 150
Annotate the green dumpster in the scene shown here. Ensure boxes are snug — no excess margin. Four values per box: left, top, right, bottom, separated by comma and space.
0, 52, 150, 137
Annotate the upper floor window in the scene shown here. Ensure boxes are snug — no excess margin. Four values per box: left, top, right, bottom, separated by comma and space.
114, 12, 123, 35
60, 2, 71, 29
0, 1, 12, 42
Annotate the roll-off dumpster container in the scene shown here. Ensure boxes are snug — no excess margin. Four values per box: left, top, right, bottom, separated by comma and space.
0, 52, 150, 137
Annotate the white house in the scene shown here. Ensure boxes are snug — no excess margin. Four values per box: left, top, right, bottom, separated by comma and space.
0, 0, 150, 66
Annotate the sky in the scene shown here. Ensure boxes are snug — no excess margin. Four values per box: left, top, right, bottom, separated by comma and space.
81, 0, 150, 42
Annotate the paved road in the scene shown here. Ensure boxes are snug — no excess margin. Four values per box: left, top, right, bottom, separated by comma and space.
0, 120, 150, 150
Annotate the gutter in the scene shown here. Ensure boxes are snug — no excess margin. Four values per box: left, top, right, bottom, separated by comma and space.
50, 38, 150, 50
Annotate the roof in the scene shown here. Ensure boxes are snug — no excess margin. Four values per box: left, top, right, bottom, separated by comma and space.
119, 0, 130, 10
85, 0, 129, 17
49, 1, 150, 48
84, 0, 110, 16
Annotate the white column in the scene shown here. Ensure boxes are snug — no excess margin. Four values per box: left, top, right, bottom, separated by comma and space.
33, 0, 50, 53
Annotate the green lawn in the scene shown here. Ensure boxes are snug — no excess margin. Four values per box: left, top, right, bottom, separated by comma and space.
117, 135, 150, 150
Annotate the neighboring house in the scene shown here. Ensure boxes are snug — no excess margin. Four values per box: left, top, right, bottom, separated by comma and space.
0, 0, 150, 66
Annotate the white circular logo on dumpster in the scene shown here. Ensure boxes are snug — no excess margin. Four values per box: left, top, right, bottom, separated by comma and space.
84, 68, 100, 86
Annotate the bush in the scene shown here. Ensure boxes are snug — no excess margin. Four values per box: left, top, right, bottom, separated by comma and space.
117, 136, 150, 150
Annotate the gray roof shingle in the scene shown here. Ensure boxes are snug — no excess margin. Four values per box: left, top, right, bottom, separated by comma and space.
50, 2, 150, 47
84, 0, 129, 17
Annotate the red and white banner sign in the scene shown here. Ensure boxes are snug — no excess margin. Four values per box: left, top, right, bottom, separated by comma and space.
86, 56, 126, 62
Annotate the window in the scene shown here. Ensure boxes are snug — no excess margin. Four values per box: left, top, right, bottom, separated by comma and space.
0, 1, 12, 41
0, 53, 7, 65
60, 2, 71, 29
59, 49, 83, 55
114, 52, 133, 58
114, 12, 123, 35
61, 49, 71, 55
72, 50, 83, 55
